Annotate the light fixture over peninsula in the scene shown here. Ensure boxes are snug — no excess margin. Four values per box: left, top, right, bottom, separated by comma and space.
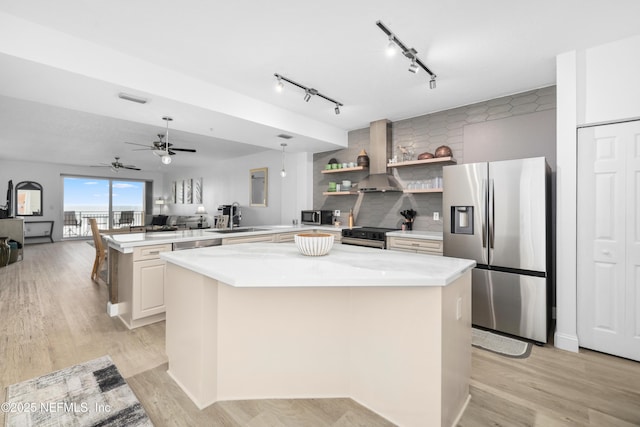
273, 73, 343, 115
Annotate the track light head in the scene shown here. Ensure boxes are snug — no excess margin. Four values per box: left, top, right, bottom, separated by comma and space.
386, 36, 396, 56
429, 77, 437, 89
408, 58, 419, 74
275, 77, 284, 92
304, 90, 311, 102
334, 104, 340, 115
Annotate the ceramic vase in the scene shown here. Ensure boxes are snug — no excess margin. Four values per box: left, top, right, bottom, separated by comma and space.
356, 149, 370, 168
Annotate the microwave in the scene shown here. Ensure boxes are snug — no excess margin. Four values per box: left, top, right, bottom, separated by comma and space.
301, 210, 333, 225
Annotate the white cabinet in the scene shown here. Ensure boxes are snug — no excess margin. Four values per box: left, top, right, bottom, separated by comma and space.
387, 236, 442, 255
118, 243, 172, 329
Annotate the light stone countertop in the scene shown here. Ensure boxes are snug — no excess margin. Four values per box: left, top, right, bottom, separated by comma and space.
102, 224, 351, 253
386, 230, 444, 241
160, 242, 475, 287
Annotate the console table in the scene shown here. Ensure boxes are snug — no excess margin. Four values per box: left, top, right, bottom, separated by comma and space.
24, 221, 54, 243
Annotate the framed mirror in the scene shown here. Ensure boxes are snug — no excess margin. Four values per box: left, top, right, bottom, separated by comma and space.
15, 181, 43, 216
249, 167, 268, 207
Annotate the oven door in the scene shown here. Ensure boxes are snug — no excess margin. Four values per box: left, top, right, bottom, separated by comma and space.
341, 237, 386, 249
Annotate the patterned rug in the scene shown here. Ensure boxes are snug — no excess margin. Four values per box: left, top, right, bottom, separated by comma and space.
472, 327, 532, 358
4, 355, 153, 426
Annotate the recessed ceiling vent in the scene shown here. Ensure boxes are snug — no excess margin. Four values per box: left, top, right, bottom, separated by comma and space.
277, 134, 293, 140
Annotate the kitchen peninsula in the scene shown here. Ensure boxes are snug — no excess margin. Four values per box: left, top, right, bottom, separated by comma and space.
161, 242, 475, 427
102, 226, 344, 328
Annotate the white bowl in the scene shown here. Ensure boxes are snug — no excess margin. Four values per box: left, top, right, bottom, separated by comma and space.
294, 233, 334, 256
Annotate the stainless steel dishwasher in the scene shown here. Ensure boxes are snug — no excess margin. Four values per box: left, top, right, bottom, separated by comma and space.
172, 238, 222, 251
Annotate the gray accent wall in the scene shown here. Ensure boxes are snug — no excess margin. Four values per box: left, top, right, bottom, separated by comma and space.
313, 86, 556, 231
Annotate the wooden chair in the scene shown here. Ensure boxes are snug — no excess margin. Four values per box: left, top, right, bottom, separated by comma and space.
89, 218, 107, 284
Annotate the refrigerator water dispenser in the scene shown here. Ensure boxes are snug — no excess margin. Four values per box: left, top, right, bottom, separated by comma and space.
451, 206, 473, 234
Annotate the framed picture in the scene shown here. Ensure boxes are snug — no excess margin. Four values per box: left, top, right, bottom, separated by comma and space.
184, 178, 193, 204
176, 180, 184, 204
193, 177, 203, 204
170, 181, 176, 204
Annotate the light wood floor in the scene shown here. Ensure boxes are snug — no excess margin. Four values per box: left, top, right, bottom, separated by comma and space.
1, 241, 639, 426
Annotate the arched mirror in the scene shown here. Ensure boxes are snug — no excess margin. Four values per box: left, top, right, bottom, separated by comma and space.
249, 167, 268, 207
15, 181, 43, 216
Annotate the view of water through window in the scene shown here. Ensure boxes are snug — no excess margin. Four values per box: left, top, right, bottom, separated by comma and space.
62, 176, 145, 237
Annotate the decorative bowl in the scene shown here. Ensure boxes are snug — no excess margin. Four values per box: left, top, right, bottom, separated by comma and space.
417, 152, 434, 160
434, 145, 453, 158
294, 233, 334, 256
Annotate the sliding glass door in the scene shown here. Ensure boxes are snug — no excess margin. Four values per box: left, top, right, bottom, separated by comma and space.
63, 176, 145, 238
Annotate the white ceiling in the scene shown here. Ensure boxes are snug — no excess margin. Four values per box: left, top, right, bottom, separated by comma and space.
1, 0, 639, 171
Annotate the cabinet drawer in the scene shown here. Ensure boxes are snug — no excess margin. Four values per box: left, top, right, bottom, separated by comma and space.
222, 234, 275, 245
133, 244, 172, 261
387, 237, 443, 255
274, 232, 298, 243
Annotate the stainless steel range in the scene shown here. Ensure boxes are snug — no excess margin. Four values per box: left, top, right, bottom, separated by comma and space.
341, 227, 400, 249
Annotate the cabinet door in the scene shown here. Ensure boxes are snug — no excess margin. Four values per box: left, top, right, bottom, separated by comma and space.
133, 259, 166, 319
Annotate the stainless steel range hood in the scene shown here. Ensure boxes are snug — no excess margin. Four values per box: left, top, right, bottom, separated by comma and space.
358, 119, 402, 192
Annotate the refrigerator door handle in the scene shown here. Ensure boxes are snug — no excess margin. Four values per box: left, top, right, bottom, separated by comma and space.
481, 179, 487, 248
489, 178, 495, 250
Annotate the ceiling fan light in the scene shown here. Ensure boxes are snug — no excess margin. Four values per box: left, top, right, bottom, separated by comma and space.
161, 154, 172, 165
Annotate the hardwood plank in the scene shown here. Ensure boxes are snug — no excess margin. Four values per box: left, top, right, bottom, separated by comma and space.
1, 241, 640, 427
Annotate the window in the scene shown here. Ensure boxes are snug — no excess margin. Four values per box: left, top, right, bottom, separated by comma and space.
62, 176, 147, 238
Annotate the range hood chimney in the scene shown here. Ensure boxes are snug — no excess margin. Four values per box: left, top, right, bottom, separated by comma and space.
358, 119, 402, 192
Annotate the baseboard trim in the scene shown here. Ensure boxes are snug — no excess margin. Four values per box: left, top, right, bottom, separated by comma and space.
554, 331, 579, 353
107, 302, 119, 317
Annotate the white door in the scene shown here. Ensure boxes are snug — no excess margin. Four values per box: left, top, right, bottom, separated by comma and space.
577, 120, 640, 361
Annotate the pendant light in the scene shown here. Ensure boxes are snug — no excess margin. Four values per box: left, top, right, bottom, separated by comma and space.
161, 116, 173, 165
280, 143, 287, 178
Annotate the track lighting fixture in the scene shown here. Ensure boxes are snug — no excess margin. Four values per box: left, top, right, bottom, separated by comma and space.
275, 76, 284, 92
273, 73, 343, 114
280, 143, 287, 178
376, 20, 437, 89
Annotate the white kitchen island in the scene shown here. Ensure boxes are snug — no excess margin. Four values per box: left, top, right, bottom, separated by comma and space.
161, 242, 475, 427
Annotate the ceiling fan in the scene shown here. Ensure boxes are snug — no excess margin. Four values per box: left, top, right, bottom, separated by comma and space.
92, 156, 141, 172
125, 116, 196, 165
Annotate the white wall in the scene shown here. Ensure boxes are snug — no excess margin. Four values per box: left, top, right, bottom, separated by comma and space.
0, 159, 164, 241
555, 34, 640, 352
161, 150, 313, 227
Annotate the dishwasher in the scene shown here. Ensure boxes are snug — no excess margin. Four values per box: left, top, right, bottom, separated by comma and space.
172, 238, 222, 251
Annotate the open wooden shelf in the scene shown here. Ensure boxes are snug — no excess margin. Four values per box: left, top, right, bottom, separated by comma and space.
387, 157, 456, 168
321, 166, 367, 174
322, 191, 359, 196
403, 188, 443, 194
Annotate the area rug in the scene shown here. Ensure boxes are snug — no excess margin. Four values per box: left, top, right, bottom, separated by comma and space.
4, 355, 153, 427
472, 327, 532, 358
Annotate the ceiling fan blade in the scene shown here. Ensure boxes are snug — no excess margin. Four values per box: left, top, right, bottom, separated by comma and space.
132, 147, 154, 151
171, 148, 197, 153
125, 141, 153, 148
123, 165, 141, 171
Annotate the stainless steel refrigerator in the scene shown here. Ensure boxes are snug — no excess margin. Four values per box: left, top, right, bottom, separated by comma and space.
443, 157, 551, 343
